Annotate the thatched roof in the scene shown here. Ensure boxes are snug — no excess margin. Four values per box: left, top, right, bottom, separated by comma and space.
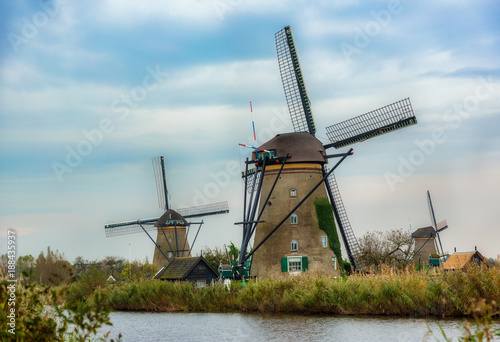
155, 209, 188, 227
154, 256, 217, 280
257, 132, 326, 163
412, 226, 436, 239
442, 251, 490, 270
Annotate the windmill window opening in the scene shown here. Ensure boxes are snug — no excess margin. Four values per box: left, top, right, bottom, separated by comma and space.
332, 256, 337, 271
290, 189, 297, 197
257, 150, 276, 160
322, 236, 327, 247
168, 252, 172, 258
291, 213, 298, 225
168, 220, 184, 225
291, 239, 298, 251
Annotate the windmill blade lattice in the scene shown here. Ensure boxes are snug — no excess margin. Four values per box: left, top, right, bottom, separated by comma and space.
427, 190, 438, 228
325, 98, 417, 149
275, 26, 316, 135
243, 168, 256, 194
427, 190, 446, 256
152, 156, 169, 210
436, 219, 448, 232
323, 165, 363, 270
177, 201, 229, 219
105, 218, 158, 237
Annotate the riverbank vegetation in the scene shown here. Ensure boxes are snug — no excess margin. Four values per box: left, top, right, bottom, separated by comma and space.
2, 248, 499, 340
2, 263, 499, 340
71, 264, 500, 317
0, 278, 120, 341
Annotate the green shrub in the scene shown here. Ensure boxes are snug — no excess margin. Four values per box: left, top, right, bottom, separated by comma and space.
0, 280, 120, 341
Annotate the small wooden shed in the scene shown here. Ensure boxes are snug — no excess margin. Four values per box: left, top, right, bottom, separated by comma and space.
153, 256, 218, 287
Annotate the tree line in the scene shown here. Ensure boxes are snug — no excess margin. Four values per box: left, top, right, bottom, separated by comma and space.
0, 247, 157, 285
2, 235, 497, 284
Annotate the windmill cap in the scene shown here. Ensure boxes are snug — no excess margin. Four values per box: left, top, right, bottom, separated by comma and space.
412, 226, 436, 238
257, 132, 326, 163
155, 209, 188, 227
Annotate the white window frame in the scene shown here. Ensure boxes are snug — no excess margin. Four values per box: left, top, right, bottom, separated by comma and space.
322, 236, 327, 248
288, 256, 302, 272
332, 256, 337, 271
291, 213, 298, 225
291, 239, 298, 251
290, 188, 297, 197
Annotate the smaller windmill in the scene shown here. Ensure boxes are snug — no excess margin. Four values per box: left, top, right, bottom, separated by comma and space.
407, 190, 449, 266
104, 156, 229, 268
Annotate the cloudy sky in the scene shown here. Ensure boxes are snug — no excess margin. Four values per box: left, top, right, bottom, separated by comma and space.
1, 1, 499, 264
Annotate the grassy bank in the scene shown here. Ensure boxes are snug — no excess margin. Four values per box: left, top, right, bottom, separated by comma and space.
72, 265, 500, 317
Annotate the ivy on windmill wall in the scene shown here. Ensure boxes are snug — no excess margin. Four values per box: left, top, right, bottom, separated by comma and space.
314, 196, 346, 271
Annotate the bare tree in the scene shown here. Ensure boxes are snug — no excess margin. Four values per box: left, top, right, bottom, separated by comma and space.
358, 229, 412, 268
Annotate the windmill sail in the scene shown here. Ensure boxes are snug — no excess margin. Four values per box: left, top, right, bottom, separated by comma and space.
104, 219, 158, 237
275, 25, 316, 135
104, 201, 230, 237
177, 201, 230, 219
323, 165, 363, 270
427, 190, 438, 228
325, 98, 417, 149
152, 156, 169, 210
436, 219, 448, 232
427, 190, 445, 256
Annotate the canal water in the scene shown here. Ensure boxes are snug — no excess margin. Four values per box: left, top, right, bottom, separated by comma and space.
98, 311, 499, 341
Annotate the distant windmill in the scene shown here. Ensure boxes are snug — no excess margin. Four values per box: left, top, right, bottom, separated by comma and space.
406, 190, 449, 266
234, 25, 417, 279
104, 156, 229, 268
427, 190, 449, 256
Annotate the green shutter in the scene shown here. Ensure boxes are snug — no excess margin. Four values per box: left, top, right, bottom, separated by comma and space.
281, 257, 288, 272
302, 256, 308, 271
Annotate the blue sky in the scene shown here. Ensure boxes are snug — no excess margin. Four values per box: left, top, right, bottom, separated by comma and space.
1, 0, 499, 263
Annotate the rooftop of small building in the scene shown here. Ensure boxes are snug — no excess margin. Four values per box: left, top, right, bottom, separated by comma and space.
154, 256, 218, 280
442, 250, 489, 270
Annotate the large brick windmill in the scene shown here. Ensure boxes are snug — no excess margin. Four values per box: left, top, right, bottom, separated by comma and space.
235, 26, 417, 279
105, 156, 229, 268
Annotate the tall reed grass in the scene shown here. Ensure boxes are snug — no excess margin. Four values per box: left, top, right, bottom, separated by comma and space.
73, 265, 499, 317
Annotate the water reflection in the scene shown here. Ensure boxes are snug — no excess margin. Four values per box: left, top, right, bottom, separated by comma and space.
101, 311, 497, 342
